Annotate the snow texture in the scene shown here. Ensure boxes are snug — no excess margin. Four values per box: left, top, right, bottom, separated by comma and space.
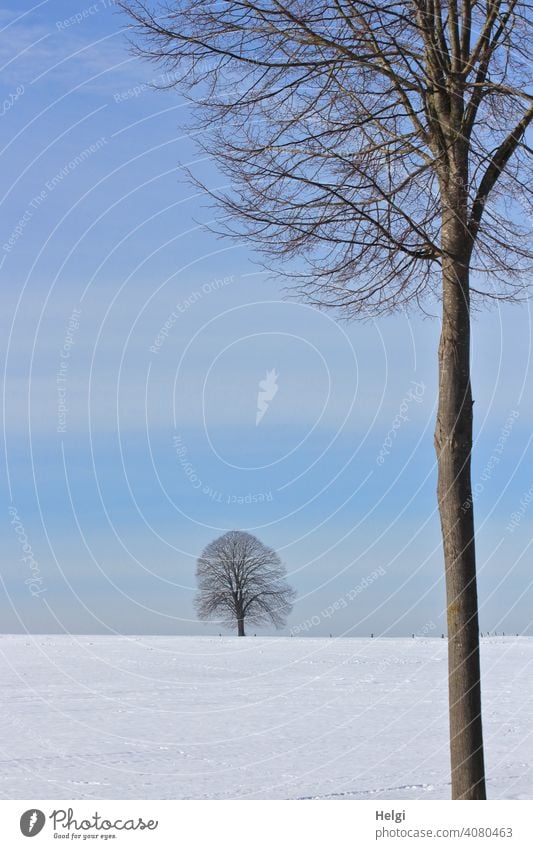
0, 635, 531, 799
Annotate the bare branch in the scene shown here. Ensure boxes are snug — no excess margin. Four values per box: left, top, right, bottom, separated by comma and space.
121, 0, 532, 311
195, 531, 295, 634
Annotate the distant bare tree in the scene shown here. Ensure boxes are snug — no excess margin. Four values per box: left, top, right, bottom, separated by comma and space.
122, 0, 532, 799
195, 531, 295, 636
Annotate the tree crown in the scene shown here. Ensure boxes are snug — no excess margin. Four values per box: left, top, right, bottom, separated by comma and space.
195, 530, 295, 629
123, 0, 532, 315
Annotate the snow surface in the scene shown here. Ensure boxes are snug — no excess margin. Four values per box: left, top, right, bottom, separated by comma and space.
0, 635, 531, 800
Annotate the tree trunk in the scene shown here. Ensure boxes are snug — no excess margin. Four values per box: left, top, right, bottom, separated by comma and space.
237, 616, 245, 637
435, 198, 486, 800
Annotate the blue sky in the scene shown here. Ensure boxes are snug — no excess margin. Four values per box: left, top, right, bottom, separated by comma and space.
1, 0, 532, 637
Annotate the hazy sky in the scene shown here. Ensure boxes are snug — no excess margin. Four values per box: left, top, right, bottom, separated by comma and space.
1, 0, 532, 637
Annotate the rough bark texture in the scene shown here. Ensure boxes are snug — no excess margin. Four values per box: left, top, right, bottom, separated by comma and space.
435, 172, 486, 799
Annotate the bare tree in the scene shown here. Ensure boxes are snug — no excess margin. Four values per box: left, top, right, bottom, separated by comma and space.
195, 530, 295, 636
122, 0, 532, 799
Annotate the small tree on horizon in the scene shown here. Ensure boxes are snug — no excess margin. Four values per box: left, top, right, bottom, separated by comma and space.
195, 530, 295, 636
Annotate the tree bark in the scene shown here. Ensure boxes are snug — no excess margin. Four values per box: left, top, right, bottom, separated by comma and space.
237, 616, 245, 637
435, 192, 486, 800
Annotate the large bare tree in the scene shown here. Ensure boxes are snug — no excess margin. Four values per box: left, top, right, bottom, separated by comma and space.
122, 0, 532, 798
196, 530, 294, 636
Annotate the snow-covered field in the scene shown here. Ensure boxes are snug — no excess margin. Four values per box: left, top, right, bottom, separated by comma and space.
0, 635, 531, 800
